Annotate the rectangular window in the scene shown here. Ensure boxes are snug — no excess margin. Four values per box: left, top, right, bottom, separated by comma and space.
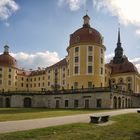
65, 100, 69, 108
38, 77, 40, 81
9, 68, 12, 72
88, 82, 92, 88
0, 74, 2, 78
8, 80, 11, 85
67, 69, 69, 76
34, 78, 36, 81
88, 66, 92, 73
34, 83, 36, 87
101, 49, 103, 54
8, 75, 11, 79
63, 73, 65, 78
0, 68, 2, 71
26, 84, 28, 88
48, 82, 50, 86
101, 58, 103, 64
88, 56, 92, 62
74, 82, 78, 89
42, 82, 44, 87
101, 67, 103, 75
48, 70, 50, 73
42, 76, 45, 80
21, 77, 24, 81
38, 83, 40, 87
26, 78, 28, 82
96, 99, 102, 108
75, 56, 79, 63
0, 80, 2, 85
48, 75, 50, 80
88, 46, 93, 52
74, 100, 79, 108
75, 47, 79, 52
74, 66, 79, 74
21, 83, 23, 87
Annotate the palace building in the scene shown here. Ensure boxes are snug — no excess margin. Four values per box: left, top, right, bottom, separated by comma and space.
0, 14, 140, 108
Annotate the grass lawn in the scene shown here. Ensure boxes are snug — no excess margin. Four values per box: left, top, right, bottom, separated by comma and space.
0, 108, 109, 122
0, 113, 140, 140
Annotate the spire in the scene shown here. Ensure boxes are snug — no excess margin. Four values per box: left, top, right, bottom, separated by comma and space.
118, 27, 121, 44
113, 27, 124, 64
117, 27, 122, 49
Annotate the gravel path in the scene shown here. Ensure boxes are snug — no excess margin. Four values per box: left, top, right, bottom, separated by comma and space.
0, 108, 139, 134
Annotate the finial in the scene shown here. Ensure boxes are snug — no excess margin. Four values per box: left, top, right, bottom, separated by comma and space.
86, 9, 88, 15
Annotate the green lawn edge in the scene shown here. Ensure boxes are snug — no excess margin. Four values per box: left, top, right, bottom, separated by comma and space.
0, 113, 140, 140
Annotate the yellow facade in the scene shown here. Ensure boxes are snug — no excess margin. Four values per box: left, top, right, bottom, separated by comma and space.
67, 43, 105, 89
0, 14, 140, 94
0, 66, 17, 92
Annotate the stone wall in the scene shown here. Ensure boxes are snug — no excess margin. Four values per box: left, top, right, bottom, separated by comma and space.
0, 91, 137, 109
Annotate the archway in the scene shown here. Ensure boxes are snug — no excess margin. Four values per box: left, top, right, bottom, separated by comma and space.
125, 98, 127, 108
5, 98, 10, 107
0, 98, 3, 107
122, 100, 125, 108
128, 98, 131, 108
24, 98, 32, 108
118, 97, 121, 108
113, 96, 117, 109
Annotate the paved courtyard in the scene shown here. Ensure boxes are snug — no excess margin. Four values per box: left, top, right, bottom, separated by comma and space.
0, 108, 139, 134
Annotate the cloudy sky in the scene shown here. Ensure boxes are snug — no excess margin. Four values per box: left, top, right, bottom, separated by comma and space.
0, 0, 140, 71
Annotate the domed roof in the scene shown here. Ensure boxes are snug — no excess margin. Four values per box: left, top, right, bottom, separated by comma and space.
70, 27, 103, 46
69, 14, 103, 46
0, 45, 17, 68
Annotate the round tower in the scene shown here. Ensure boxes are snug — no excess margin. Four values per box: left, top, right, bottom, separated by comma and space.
0, 45, 17, 92
66, 14, 106, 89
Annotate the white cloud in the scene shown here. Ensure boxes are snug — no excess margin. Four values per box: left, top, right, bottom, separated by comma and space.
130, 58, 140, 72
105, 53, 114, 63
10, 51, 61, 70
0, 0, 19, 21
136, 29, 140, 36
93, 0, 140, 36
58, 0, 86, 11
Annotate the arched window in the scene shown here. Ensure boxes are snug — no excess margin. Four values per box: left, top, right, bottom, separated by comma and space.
113, 96, 117, 109
118, 78, 123, 83
126, 77, 132, 91
24, 98, 32, 108
111, 78, 116, 84
5, 98, 10, 107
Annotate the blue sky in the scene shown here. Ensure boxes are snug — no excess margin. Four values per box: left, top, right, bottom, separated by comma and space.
0, 0, 140, 71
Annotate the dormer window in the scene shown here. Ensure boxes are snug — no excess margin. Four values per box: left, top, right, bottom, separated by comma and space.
75, 36, 80, 43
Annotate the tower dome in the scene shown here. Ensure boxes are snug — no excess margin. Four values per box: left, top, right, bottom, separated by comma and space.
0, 45, 17, 68
69, 14, 103, 46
